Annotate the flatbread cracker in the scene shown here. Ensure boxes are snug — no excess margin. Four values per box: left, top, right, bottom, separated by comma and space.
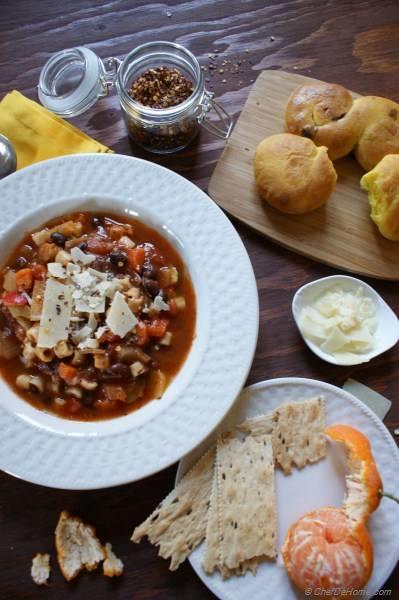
131, 447, 215, 570
202, 444, 252, 579
218, 435, 277, 569
236, 412, 274, 438
273, 396, 326, 474
202, 459, 221, 575
202, 433, 277, 577
237, 397, 326, 475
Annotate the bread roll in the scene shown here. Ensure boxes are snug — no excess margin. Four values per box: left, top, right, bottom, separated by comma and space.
355, 96, 399, 171
254, 133, 337, 214
360, 154, 399, 241
285, 83, 366, 160
285, 82, 399, 169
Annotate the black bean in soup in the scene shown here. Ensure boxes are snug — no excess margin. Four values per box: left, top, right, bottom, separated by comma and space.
143, 264, 157, 279
110, 251, 128, 268
50, 232, 67, 247
101, 363, 131, 380
81, 394, 96, 407
143, 278, 160, 298
15, 256, 28, 268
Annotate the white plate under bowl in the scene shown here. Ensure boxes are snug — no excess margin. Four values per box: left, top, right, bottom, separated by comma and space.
178, 378, 399, 600
0, 154, 259, 489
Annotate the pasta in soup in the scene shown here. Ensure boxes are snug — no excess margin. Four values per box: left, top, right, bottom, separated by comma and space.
0, 212, 196, 420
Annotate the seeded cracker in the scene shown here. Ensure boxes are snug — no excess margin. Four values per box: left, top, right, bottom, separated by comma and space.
131, 447, 215, 570
237, 397, 326, 475
203, 433, 277, 577
273, 397, 326, 474
236, 412, 275, 437
202, 460, 225, 575
218, 435, 277, 569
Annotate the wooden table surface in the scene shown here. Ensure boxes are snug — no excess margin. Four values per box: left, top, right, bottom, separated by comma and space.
1, 1, 398, 598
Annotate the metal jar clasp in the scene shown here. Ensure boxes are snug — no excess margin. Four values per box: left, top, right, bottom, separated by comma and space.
198, 91, 234, 139
100, 57, 122, 95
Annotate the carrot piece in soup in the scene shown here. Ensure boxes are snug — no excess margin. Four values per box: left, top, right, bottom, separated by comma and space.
86, 237, 113, 255
38, 242, 58, 262
135, 321, 149, 346
147, 318, 169, 338
127, 247, 145, 271
32, 264, 47, 281
58, 362, 78, 384
15, 268, 34, 292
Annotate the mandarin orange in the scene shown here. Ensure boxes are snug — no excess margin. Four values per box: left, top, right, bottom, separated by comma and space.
282, 507, 373, 595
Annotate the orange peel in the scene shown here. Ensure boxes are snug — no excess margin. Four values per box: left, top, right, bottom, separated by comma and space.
282, 506, 373, 594
325, 424, 382, 524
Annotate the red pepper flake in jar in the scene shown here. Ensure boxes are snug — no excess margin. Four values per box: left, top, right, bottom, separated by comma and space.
128, 66, 194, 109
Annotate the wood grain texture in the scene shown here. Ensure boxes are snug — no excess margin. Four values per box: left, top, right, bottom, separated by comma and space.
209, 70, 399, 280
0, 1, 398, 598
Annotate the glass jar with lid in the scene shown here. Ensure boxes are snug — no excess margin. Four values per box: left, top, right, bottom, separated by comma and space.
38, 42, 233, 154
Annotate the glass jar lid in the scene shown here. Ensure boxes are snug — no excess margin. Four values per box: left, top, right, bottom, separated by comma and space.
38, 47, 119, 117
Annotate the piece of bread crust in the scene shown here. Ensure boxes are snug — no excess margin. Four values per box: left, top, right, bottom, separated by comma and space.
55, 510, 105, 581
103, 543, 124, 577
31, 553, 51, 586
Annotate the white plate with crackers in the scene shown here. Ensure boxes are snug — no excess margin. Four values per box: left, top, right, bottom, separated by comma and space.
167, 378, 399, 600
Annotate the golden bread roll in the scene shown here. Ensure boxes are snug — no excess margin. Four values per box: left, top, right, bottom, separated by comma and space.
354, 96, 399, 171
285, 83, 366, 160
285, 82, 399, 169
360, 154, 399, 241
254, 133, 337, 214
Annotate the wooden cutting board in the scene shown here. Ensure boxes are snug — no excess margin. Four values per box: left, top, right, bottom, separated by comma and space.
208, 70, 399, 280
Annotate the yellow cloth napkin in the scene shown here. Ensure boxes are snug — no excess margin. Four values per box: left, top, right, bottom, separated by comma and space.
0, 90, 112, 169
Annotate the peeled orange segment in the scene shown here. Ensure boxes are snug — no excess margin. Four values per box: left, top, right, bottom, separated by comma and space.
282, 507, 373, 594
325, 424, 382, 524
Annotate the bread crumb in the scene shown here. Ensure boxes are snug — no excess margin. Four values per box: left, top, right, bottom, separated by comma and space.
31, 553, 50, 586
103, 542, 124, 577
55, 510, 105, 581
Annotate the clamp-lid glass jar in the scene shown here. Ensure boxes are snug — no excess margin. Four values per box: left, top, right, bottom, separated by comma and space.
38, 42, 233, 154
